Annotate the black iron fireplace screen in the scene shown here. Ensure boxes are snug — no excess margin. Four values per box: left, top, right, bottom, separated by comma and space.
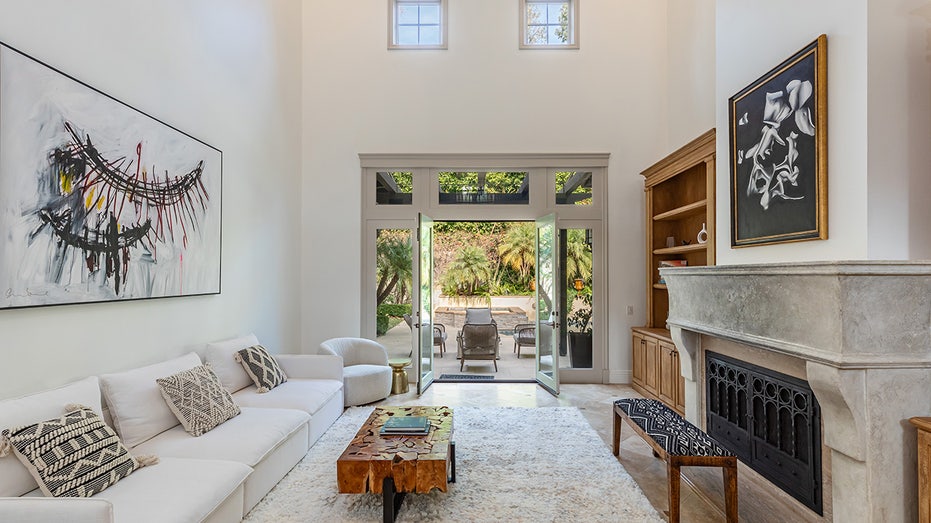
705, 352, 822, 515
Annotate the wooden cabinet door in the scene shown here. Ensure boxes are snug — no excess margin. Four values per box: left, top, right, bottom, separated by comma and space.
658, 341, 677, 406
643, 337, 659, 396
631, 333, 644, 387
918, 424, 931, 523
674, 349, 686, 413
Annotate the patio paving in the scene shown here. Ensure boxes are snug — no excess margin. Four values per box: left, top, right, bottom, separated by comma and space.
377, 321, 566, 381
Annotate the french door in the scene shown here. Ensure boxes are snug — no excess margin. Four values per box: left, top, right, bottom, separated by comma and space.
416, 213, 435, 394
535, 214, 559, 395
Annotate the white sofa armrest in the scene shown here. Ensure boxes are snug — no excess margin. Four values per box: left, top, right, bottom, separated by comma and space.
275, 354, 343, 380
0, 497, 113, 523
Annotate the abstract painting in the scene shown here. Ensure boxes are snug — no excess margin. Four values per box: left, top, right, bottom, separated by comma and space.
729, 35, 827, 247
0, 43, 221, 309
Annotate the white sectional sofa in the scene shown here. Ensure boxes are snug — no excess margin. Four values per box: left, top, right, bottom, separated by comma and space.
0, 335, 344, 523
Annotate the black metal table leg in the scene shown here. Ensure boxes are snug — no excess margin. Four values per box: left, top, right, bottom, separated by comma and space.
449, 441, 456, 483
382, 477, 405, 523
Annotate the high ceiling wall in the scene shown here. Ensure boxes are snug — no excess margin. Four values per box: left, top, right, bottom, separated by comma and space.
0, 0, 304, 398
301, 0, 670, 381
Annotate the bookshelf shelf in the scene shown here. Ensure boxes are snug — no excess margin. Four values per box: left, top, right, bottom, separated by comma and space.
653, 199, 708, 221
653, 244, 707, 255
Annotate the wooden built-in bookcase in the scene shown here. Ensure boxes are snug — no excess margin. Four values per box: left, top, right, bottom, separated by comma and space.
632, 129, 715, 414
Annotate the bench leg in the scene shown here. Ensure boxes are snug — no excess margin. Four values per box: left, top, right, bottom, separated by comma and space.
612, 411, 621, 456
667, 461, 681, 523
723, 464, 738, 523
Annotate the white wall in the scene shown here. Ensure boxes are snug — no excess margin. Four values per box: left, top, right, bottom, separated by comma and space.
866, 0, 931, 259
302, 0, 670, 380
715, 0, 931, 263
0, 0, 304, 399
715, 0, 871, 264
666, 0, 716, 152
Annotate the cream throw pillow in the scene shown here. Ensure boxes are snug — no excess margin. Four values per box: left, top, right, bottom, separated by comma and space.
156, 365, 241, 437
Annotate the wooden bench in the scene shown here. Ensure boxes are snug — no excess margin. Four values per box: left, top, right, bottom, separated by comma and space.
613, 398, 738, 522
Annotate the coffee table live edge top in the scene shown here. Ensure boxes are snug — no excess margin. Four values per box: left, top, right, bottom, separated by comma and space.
337, 406, 454, 495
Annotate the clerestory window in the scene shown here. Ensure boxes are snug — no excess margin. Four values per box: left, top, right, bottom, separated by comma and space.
389, 0, 447, 49
520, 0, 579, 49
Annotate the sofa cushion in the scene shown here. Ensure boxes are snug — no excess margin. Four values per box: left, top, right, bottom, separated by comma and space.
91, 457, 251, 523
156, 365, 241, 437
0, 377, 102, 497
130, 407, 309, 468
99, 352, 201, 448
235, 345, 287, 392
204, 334, 260, 393
1, 406, 144, 497
232, 378, 342, 416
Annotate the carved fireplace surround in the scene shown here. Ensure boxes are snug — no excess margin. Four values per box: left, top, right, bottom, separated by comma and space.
662, 262, 931, 523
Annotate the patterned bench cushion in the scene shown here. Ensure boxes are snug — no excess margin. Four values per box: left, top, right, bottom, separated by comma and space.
615, 398, 732, 457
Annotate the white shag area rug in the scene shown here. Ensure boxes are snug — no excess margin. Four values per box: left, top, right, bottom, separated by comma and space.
245, 406, 664, 522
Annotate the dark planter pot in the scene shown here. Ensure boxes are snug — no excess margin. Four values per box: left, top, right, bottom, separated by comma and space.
567, 332, 592, 368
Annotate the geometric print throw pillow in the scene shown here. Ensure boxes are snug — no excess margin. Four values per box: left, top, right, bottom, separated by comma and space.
156, 365, 241, 437
234, 345, 287, 393
0, 405, 157, 497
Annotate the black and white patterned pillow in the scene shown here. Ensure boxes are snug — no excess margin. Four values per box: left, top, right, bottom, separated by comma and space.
0, 406, 156, 497
235, 344, 287, 393
156, 365, 241, 436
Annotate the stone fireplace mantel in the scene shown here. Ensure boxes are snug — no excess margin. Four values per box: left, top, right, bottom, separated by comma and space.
661, 261, 931, 523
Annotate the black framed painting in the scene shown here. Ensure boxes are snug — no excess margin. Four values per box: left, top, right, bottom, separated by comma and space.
0, 42, 222, 309
729, 35, 827, 247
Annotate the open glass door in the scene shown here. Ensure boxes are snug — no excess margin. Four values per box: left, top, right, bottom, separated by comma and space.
535, 214, 559, 395
417, 213, 435, 394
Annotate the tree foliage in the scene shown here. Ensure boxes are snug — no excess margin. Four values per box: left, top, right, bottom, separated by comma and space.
440, 245, 491, 296
565, 229, 592, 281
437, 171, 526, 194
376, 230, 412, 306
498, 222, 536, 280
386, 172, 413, 193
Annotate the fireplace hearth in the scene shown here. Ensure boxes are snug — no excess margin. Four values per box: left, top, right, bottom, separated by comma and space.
662, 262, 931, 523
706, 352, 822, 514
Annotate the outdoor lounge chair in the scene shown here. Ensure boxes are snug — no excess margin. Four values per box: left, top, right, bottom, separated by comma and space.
456, 307, 499, 359
457, 323, 500, 371
403, 313, 447, 357
464, 307, 495, 325
512, 323, 536, 357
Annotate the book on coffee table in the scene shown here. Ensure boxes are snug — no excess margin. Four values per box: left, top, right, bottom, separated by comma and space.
380, 415, 430, 435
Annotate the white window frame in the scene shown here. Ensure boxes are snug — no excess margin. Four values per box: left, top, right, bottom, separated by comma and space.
359, 154, 608, 384
388, 0, 448, 50
519, 0, 579, 50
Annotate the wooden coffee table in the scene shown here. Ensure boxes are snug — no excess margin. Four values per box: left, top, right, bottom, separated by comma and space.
337, 406, 455, 523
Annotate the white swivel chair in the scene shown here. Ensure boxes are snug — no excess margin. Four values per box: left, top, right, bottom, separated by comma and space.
320, 337, 393, 406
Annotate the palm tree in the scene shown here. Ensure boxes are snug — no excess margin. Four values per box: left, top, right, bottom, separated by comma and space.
376, 233, 412, 306
566, 229, 592, 282
498, 223, 535, 281
442, 245, 491, 295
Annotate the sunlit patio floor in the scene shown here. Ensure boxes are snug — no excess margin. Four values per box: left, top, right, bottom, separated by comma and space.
377, 321, 565, 381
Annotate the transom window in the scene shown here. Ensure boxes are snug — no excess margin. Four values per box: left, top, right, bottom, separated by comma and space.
520, 0, 579, 49
376, 171, 413, 205
389, 0, 447, 49
438, 171, 530, 205
555, 171, 592, 205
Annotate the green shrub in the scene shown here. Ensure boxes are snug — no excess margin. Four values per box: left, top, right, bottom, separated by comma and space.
376, 312, 390, 336
376, 303, 412, 336
378, 303, 411, 318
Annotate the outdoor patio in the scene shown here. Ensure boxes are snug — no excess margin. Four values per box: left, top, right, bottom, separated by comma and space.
378, 321, 540, 381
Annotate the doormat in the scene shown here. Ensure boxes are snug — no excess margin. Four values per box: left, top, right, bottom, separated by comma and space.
437, 374, 495, 381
